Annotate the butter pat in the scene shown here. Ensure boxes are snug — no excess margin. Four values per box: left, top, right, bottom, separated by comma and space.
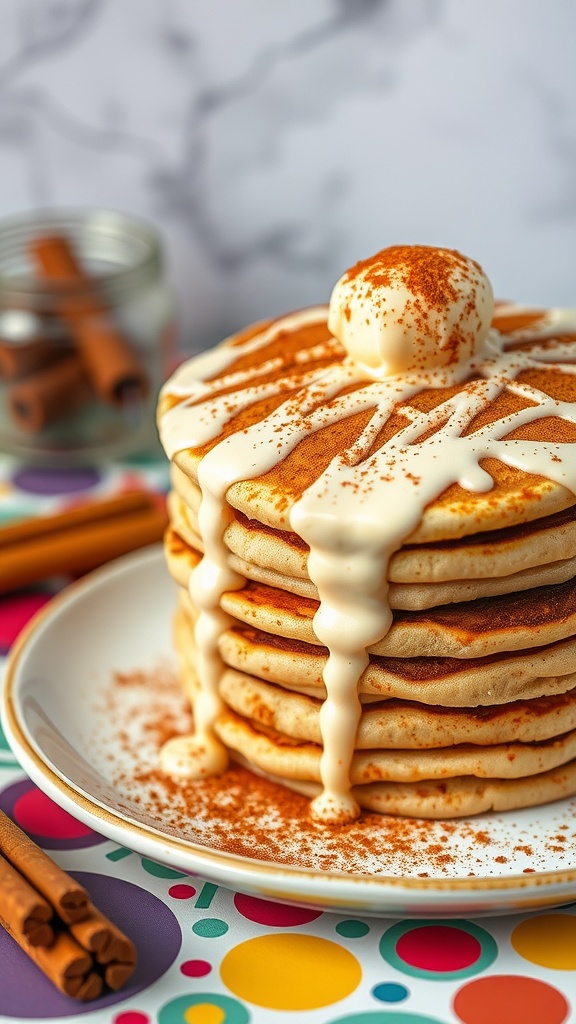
328, 244, 494, 377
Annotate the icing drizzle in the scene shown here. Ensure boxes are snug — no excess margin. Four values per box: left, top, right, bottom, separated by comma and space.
158, 293, 576, 824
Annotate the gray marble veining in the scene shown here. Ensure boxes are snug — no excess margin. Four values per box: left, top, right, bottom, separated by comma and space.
0, 0, 575, 353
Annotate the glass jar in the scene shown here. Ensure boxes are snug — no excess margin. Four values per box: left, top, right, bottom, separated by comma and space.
0, 208, 176, 462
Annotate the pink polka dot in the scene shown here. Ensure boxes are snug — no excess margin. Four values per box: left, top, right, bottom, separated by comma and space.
397, 925, 481, 972
168, 883, 197, 899
14, 788, 93, 839
234, 893, 323, 926
112, 1013, 150, 1024
180, 959, 212, 977
0, 594, 51, 650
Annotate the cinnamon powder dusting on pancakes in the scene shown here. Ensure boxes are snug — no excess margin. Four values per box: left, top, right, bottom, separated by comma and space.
92, 667, 576, 877
343, 245, 480, 362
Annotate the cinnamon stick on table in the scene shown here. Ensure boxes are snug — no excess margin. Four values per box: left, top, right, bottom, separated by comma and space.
0, 810, 136, 1000
0, 853, 54, 946
1, 913, 103, 1001
71, 903, 137, 991
0, 489, 168, 593
0, 810, 88, 923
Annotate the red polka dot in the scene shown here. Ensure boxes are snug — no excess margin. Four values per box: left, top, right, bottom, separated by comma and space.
168, 883, 197, 899
14, 788, 93, 839
180, 959, 212, 977
453, 975, 569, 1024
112, 1013, 150, 1024
0, 594, 51, 650
397, 925, 481, 972
234, 893, 323, 926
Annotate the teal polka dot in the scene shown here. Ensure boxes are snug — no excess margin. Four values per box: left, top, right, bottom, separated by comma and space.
336, 920, 370, 938
372, 981, 409, 1002
325, 1011, 440, 1019
0, 720, 18, 763
141, 857, 187, 878
193, 918, 229, 938
328, 1013, 445, 1023
158, 992, 249, 1024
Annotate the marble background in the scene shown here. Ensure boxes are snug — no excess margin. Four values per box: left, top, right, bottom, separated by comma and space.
0, 0, 575, 355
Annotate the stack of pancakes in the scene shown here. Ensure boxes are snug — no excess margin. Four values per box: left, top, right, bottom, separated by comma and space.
157, 247, 576, 820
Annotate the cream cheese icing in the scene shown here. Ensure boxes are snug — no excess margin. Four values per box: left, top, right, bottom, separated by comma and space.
158, 245, 576, 824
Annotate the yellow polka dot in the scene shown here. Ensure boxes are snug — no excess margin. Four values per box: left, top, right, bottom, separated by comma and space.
220, 933, 361, 1010
184, 1005, 226, 1024
511, 914, 576, 970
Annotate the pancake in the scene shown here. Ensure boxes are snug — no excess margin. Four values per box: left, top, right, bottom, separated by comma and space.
156, 244, 576, 822
167, 487, 576, 610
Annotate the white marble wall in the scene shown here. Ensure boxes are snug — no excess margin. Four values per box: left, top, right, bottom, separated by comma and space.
1, 0, 575, 354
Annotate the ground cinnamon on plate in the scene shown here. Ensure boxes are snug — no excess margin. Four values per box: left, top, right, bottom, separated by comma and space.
87, 666, 576, 880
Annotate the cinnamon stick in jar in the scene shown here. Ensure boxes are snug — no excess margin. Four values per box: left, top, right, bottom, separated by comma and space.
0, 310, 70, 381
7, 352, 93, 433
30, 233, 150, 406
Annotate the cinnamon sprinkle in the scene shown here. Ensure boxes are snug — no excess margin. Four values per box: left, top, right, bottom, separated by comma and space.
90, 666, 576, 879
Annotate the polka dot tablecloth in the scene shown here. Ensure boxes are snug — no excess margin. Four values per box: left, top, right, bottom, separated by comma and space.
1, 456, 576, 1023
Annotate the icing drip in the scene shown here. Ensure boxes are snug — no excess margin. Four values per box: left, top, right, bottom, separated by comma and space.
158, 248, 576, 822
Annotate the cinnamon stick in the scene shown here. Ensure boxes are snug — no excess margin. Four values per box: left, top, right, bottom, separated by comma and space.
0, 811, 137, 999
7, 352, 93, 433
0, 489, 168, 593
0, 853, 54, 947
0, 810, 89, 924
0, 337, 68, 381
71, 902, 136, 990
1, 913, 102, 1001
30, 233, 149, 406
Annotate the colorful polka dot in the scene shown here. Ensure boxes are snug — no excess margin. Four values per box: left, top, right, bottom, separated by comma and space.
113, 1013, 151, 1024
233, 893, 322, 926
193, 918, 229, 938
453, 974, 569, 1024
372, 982, 409, 1003
185, 1008, 225, 1024
327, 1013, 444, 1023
157, 993, 249, 1024
220, 934, 362, 1010
511, 913, 576, 969
180, 960, 212, 978
398, 925, 480, 971
380, 920, 497, 980
0, 593, 52, 653
0, 779, 105, 850
14, 786, 93, 839
0, 720, 18, 762
336, 920, 370, 938
141, 857, 187, 878
169, 883, 197, 900
12, 466, 101, 494
0, 872, 181, 1017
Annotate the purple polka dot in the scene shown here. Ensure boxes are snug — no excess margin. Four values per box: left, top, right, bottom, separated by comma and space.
0, 872, 181, 1017
13, 466, 101, 495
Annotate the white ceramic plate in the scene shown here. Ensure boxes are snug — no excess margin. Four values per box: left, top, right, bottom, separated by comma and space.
4, 545, 576, 917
